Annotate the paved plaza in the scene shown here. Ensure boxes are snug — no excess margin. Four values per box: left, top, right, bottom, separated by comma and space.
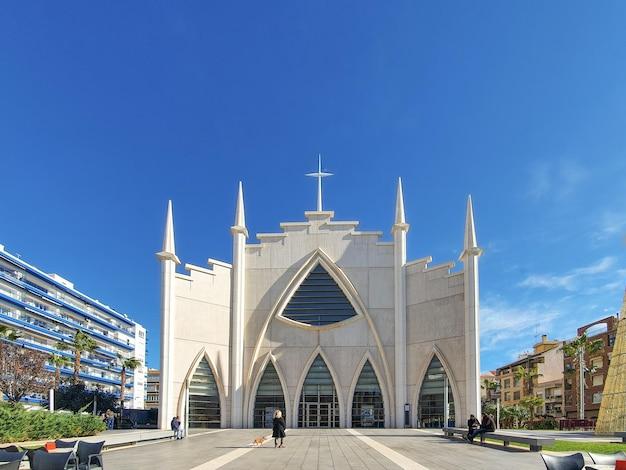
103, 428, 549, 470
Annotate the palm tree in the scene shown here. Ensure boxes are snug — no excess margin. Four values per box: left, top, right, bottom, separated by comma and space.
117, 356, 142, 410
482, 378, 498, 402
0, 325, 20, 359
562, 333, 604, 419
514, 365, 542, 395
0, 325, 20, 341
48, 354, 71, 389
56, 330, 98, 384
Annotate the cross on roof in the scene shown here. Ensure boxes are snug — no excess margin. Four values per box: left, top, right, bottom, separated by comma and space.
305, 154, 333, 211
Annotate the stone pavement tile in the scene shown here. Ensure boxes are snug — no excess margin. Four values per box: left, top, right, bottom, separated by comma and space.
221, 429, 402, 470
362, 429, 544, 470
101, 429, 550, 470
102, 429, 252, 470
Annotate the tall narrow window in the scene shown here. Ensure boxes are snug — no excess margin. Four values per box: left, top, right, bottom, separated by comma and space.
282, 264, 357, 326
253, 362, 286, 428
352, 360, 384, 428
417, 356, 455, 428
298, 355, 339, 427
188, 358, 220, 428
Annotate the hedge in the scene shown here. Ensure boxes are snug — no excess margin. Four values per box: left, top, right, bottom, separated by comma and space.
0, 403, 106, 443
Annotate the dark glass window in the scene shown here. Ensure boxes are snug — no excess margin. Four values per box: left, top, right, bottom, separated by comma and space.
188, 358, 220, 428
417, 356, 455, 428
298, 355, 339, 427
283, 264, 357, 326
351, 360, 384, 428
253, 362, 286, 428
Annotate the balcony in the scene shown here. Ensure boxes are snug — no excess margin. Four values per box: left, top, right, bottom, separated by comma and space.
0, 289, 133, 351
0, 251, 135, 328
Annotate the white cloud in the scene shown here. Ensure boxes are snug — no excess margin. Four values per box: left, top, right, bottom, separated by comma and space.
593, 210, 626, 241
480, 298, 561, 352
519, 273, 576, 291
519, 257, 616, 291
573, 257, 615, 275
527, 160, 588, 201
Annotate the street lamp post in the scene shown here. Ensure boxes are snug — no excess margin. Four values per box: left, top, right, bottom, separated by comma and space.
493, 384, 501, 430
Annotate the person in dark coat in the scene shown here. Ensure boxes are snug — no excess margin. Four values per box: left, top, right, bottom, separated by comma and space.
171, 416, 183, 439
272, 409, 286, 448
465, 414, 480, 441
467, 414, 496, 443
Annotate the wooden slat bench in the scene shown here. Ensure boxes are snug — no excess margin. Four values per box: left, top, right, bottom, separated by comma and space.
442, 427, 555, 452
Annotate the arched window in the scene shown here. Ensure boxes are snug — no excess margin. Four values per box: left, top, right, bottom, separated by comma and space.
298, 355, 339, 427
417, 356, 455, 428
188, 358, 220, 428
283, 264, 357, 326
253, 362, 286, 428
352, 360, 384, 428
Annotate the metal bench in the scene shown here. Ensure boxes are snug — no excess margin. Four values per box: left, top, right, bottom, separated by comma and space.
442, 427, 555, 452
614, 432, 626, 443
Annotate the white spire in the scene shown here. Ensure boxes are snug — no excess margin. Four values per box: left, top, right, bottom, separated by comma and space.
465, 195, 477, 249
461, 195, 482, 258
305, 154, 333, 211
392, 177, 409, 233
156, 200, 180, 264
231, 181, 248, 238
395, 177, 406, 225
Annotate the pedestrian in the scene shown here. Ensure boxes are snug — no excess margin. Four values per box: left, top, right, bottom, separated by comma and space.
272, 409, 286, 448
467, 413, 496, 444
171, 416, 183, 439
465, 414, 480, 441
105, 409, 115, 430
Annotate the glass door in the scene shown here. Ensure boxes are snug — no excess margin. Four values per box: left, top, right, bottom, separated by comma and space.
306, 403, 319, 427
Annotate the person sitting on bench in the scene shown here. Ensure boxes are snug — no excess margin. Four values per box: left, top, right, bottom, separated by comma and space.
466, 414, 480, 441
467, 413, 495, 443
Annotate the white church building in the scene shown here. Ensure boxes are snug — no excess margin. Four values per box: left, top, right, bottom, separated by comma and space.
157, 166, 481, 430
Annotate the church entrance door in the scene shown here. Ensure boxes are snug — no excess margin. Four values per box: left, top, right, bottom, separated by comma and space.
305, 402, 335, 428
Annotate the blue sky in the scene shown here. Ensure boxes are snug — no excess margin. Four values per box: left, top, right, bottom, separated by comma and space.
1, 2, 625, 372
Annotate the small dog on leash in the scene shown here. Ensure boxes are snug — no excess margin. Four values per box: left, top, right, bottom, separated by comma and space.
251, 436, 265, 447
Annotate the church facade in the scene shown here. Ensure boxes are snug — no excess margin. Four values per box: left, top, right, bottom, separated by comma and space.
157, 176, 481, 430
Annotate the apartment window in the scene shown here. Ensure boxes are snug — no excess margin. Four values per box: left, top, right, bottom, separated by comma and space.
503, 379, 510, 389
591, 357, 603, 369
514, 377, 520, 387
592, 375, 604, 387
593, 392, 603, 404
504, 392, 511, 401
513, 391, 520, 400
609, 334, 616, 347
139, 331, 145, 339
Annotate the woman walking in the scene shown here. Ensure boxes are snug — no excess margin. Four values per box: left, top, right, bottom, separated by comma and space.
272, 409, 286, 448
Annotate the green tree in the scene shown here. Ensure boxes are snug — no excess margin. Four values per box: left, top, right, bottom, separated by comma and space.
500, 404, 529, 429
562, 333, 604, 419
48, 354, 71, 389
519, 395, 545, 421
56, 331, 98, 384
116, 356, 142, 409
514, 365, 542, 394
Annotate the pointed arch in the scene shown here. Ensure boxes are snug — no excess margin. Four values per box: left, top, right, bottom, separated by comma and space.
292, 346, 344, 428
177, 348, 227, 428
411, 345, 461, 429
246, 248, 395, 423
347, 351, 390, 428
275, 249, 365, 330
245, 352, 290, 428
